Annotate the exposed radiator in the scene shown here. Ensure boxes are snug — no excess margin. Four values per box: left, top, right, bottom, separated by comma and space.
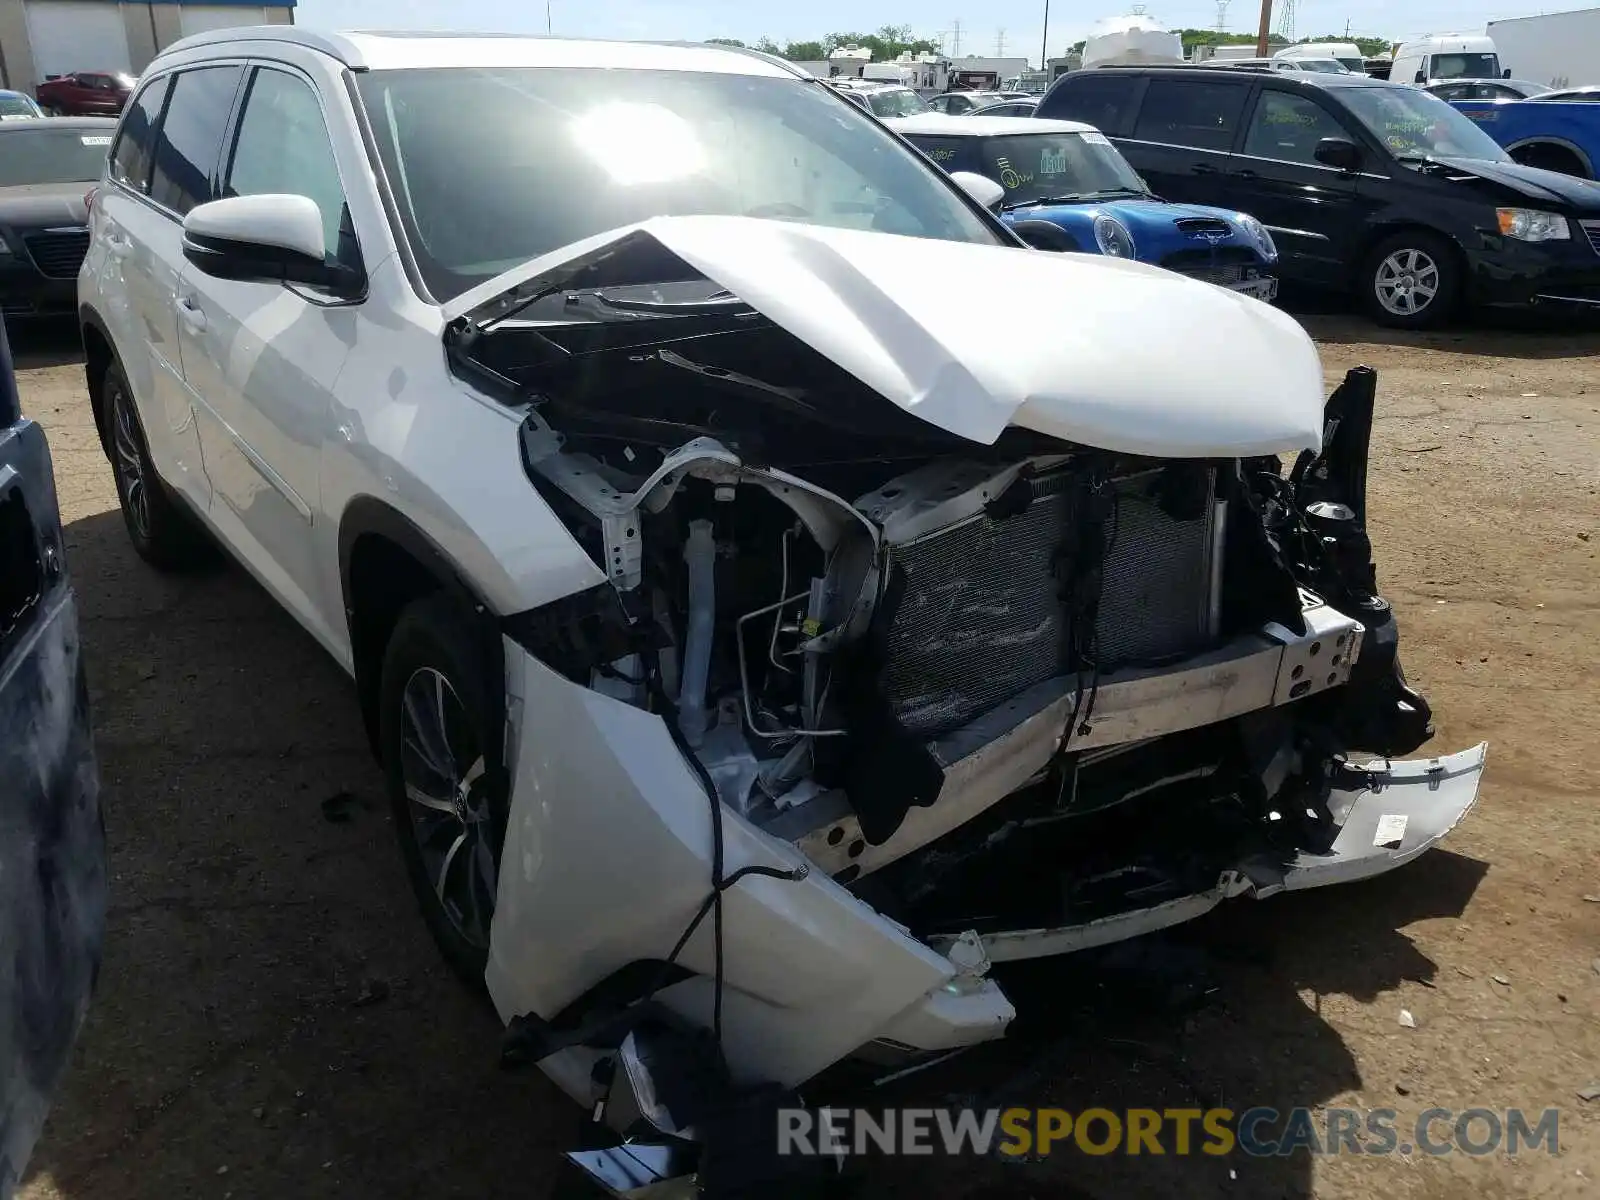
881, 467, 1221, 739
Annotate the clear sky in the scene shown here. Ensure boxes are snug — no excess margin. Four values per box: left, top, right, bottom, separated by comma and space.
296, 0, 1568, 63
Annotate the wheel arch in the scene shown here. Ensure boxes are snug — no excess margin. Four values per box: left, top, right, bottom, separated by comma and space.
1505, 137, 1595, 179
337, 497, 506, 758
78, 305, 116, 458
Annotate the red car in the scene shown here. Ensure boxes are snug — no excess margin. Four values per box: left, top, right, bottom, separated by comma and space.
34, 71, 134, 116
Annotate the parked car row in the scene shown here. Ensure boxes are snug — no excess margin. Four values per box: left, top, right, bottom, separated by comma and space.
1028, 67, 1600, 326
65, 27, 1484, 1196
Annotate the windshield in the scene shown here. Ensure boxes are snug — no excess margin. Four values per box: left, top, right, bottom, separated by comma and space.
980, 132, 1148, 207
1299, 60, 1349, 74
1337, 57, 1365, 72
868, 88, 928, 118
1337, 85, 1511, 162
356, 67, 999, 300
0, 126, 113, 186
0, 95, 39, 119
1429, 52, 1500, 79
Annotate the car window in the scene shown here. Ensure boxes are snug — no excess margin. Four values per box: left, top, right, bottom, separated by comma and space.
1040, 73, 1142, 136
1134, 80, 1249, 151
902, 135, 979, 174
110, 75, 172, 194
1430, 82, 1470, 100
149, 65, 244, 215
1242, 90, 1348, 164
357, 66, 1002, 300
0, 126, 116, 186
0, 95, 39, 119
867, 89, 928, 119
224, 68, 348, 260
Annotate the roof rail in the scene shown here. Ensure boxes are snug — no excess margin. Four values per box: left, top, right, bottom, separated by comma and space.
155, 26, 370, 68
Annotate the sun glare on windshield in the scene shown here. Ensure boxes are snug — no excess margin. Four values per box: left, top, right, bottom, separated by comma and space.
572, 102, 706, 185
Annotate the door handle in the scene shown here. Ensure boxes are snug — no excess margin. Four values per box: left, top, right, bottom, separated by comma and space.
1232, 168, 1260, 180
105, 232, 132, 259
175, 296, 207, 333
1193, 163, 1221, 175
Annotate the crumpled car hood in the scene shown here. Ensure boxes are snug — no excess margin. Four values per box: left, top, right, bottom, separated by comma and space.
443, 215, 1326, 457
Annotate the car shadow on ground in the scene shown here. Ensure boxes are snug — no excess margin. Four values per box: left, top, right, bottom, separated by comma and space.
844, 849, 1488, 1198
25, 503, 1491, 1198
4, 318, 83, 372
1281, 289, 1600, 359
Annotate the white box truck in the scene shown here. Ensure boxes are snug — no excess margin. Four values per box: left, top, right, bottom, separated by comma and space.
1488, 8, 1600, 89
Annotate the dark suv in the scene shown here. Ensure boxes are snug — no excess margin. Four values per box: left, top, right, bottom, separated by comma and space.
1038, 67, 1600, 327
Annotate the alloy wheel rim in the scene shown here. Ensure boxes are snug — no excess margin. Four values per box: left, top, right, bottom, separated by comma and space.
110, 388, 151, 540
1375, 248, 1440, 317
399, 667, 497, 950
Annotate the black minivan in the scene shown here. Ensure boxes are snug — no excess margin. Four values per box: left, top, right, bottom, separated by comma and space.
1038, 67, 1600, 327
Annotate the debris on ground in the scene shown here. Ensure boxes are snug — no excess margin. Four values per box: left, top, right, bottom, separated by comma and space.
321, 791, 361, 823
352, 978, 390, 1008
1491, 974, 1510, 987
1578, 1082, 1600, 1103
1398, 1009, 1417, 1029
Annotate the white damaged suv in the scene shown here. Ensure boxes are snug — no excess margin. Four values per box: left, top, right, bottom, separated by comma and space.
78, 27, 1485, 1172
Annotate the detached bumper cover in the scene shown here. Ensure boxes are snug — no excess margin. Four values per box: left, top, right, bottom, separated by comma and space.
928, 742, 1487, 964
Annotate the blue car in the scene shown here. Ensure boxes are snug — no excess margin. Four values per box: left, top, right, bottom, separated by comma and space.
888, 113, 1280, 300
1448, 96, 1600, 181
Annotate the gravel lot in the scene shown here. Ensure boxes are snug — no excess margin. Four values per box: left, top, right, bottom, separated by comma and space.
9, 307, 1600, 1199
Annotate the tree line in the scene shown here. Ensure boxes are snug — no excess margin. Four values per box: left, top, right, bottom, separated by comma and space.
711, 26, 1392, 65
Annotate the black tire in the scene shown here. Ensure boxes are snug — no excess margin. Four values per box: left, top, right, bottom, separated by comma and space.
1360, 230, 1462, 330
379, 594, 507, 989
103, 362, 213, 570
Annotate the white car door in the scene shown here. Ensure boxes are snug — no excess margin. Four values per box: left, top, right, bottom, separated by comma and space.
176, 63, 357, 648
92, 71, 218, 513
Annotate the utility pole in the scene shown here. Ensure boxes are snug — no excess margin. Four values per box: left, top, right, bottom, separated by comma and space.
1255, 0, 1272, 55
996, 28, 1007, 56
951, 18, 963, 56
1040, 0, 1050, 71
1216, 0, 1231, 34
546, 1, 552, 34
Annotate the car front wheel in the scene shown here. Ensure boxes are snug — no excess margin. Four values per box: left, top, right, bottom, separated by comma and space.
379, 594, 507, 988
1362, 230, 1461, 329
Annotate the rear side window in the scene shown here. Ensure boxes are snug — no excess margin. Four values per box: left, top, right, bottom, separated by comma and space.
149, 65, 244, 215
110, 75, 172, 193
1133, 80, 1250, 151
1038, 73, 1142, 135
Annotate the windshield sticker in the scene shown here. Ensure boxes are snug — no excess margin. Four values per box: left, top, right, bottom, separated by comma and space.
927, 146, 959, 163
994, 155, 1033, 190
1081, 131, 1110, 146
80, 134, 112, 146
1039, 144, 1068, 175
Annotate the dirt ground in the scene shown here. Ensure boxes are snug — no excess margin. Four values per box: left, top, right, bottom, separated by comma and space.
8, 305, 1599, 1200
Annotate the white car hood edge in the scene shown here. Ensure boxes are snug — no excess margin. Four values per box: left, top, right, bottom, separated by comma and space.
443, 215, 1326, 458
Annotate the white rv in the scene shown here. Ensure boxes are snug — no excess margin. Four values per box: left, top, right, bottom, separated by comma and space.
1081, 11, 1184, 69
1390, 34, 1504, 85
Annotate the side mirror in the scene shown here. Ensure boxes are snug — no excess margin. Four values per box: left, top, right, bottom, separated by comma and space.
182, 194, 360, 294
949, 170, 1006, 212
1414, 70, 1427, 83
1503, 68, 1512, 79
1314, 136, 1363, 172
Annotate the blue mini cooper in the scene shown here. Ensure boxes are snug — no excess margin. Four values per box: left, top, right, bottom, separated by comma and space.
888, 113, 1280, 300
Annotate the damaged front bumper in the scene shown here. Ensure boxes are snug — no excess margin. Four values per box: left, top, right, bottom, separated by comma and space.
487, 625, 1485, 1105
